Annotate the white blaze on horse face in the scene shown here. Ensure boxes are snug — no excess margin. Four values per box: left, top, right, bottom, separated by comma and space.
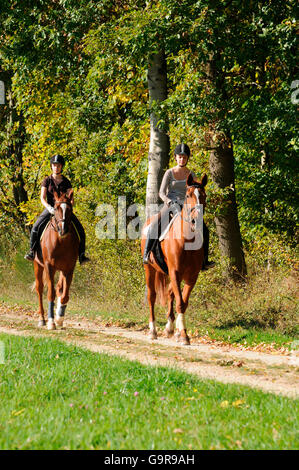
60, 203, 67, 233
187, 188, 204, 250
193, 189, 200, 231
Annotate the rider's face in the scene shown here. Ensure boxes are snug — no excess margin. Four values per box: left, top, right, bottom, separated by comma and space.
51, 163, 63, 175
175, 153, 188, 167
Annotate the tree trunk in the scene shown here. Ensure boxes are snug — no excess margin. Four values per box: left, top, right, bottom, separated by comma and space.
209, 134, 247, 279
1, 71, 28, 227
206, 55, 246, 280
146, 50, 170, 218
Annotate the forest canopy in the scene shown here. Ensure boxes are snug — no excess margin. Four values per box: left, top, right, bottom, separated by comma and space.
0, 0, 298, 262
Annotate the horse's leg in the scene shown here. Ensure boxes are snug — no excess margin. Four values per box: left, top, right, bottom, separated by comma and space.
56, 270, 73, 327
176, 279, 198, 344
182, 280, 196, 314
165, 284, 175, 337
145, 265, 158, 340
34, 261, 46, 327
45, 264, 56, 330
169, 269, 190, 345
55, 272, 65, 327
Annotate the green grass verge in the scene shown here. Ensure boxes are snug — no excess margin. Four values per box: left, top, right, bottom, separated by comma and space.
0, 333, 298, 450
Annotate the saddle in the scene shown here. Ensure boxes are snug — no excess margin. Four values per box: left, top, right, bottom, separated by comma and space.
39, 220, 80, 243
151, 240, 169, 275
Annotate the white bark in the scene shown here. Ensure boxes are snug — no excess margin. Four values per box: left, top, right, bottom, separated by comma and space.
146, 50, 170, 218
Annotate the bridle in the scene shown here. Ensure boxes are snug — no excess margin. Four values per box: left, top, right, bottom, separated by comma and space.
51, 201, 72, 235
181, 185, 206, 229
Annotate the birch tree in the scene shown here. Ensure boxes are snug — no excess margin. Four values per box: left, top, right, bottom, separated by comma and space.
146, 50, 170, 218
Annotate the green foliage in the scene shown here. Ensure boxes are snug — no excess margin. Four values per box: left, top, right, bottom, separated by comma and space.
0, 0, 297, 244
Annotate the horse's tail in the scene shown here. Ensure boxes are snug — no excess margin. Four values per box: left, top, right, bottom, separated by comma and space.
155, 271, 168, 306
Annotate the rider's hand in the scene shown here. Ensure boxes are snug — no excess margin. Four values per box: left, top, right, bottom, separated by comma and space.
47, 205, 55, 215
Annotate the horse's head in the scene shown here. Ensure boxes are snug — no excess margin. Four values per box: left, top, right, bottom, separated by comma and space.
53, 189, 73, 237
184, 173, 207, 232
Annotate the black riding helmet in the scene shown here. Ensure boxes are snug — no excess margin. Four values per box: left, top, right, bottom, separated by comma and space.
50, 154, 65, 167
174, 143, 190, 158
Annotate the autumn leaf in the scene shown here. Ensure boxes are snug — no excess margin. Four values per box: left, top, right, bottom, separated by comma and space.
232, 399, 245, 408
220, 400, 229, 408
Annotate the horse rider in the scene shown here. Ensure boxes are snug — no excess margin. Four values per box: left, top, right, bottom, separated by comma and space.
143, 143, 215, 270
24, 154, 90, 265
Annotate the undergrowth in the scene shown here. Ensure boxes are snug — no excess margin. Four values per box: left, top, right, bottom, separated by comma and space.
0, 230, 298, 348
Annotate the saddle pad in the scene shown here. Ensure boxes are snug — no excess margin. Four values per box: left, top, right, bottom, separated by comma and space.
159, 212, 179, 242
40, 221, 50, 242
40, 220, 80, 242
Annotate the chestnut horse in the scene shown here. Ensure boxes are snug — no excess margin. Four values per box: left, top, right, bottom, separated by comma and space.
33, 189, 79, 330
141, 173, 207, 345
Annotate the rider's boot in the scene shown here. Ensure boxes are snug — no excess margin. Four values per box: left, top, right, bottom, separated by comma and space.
202, 260, 216, 270
202, 222, 215, 270
79, 252, 91, 265
24, 230, 38, 261
143, 232, 156, 264
24, 249, 35, 261
72, 215, 91, 265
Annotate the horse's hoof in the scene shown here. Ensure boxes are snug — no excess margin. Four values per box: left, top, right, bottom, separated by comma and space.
38, 320, 46, 328
165, 328, 174, 338
180, 336, 190, 346
47, 320, 56, 330
149, 331, 158, 340
56, 317, 64, 327
174, 331, 181, 342
174, 331, 190, 345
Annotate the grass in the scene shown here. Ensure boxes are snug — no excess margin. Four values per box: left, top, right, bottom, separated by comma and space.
0, 333, 298, 450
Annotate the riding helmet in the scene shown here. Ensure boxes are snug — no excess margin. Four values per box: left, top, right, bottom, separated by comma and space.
174, 143, 190, 157
50, 154, 65, 167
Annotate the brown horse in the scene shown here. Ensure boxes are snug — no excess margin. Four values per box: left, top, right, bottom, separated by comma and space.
33, 189, 79, 330
141, 173, 207, 345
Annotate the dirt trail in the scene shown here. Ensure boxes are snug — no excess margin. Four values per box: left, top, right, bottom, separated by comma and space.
0, 305, 298, 398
